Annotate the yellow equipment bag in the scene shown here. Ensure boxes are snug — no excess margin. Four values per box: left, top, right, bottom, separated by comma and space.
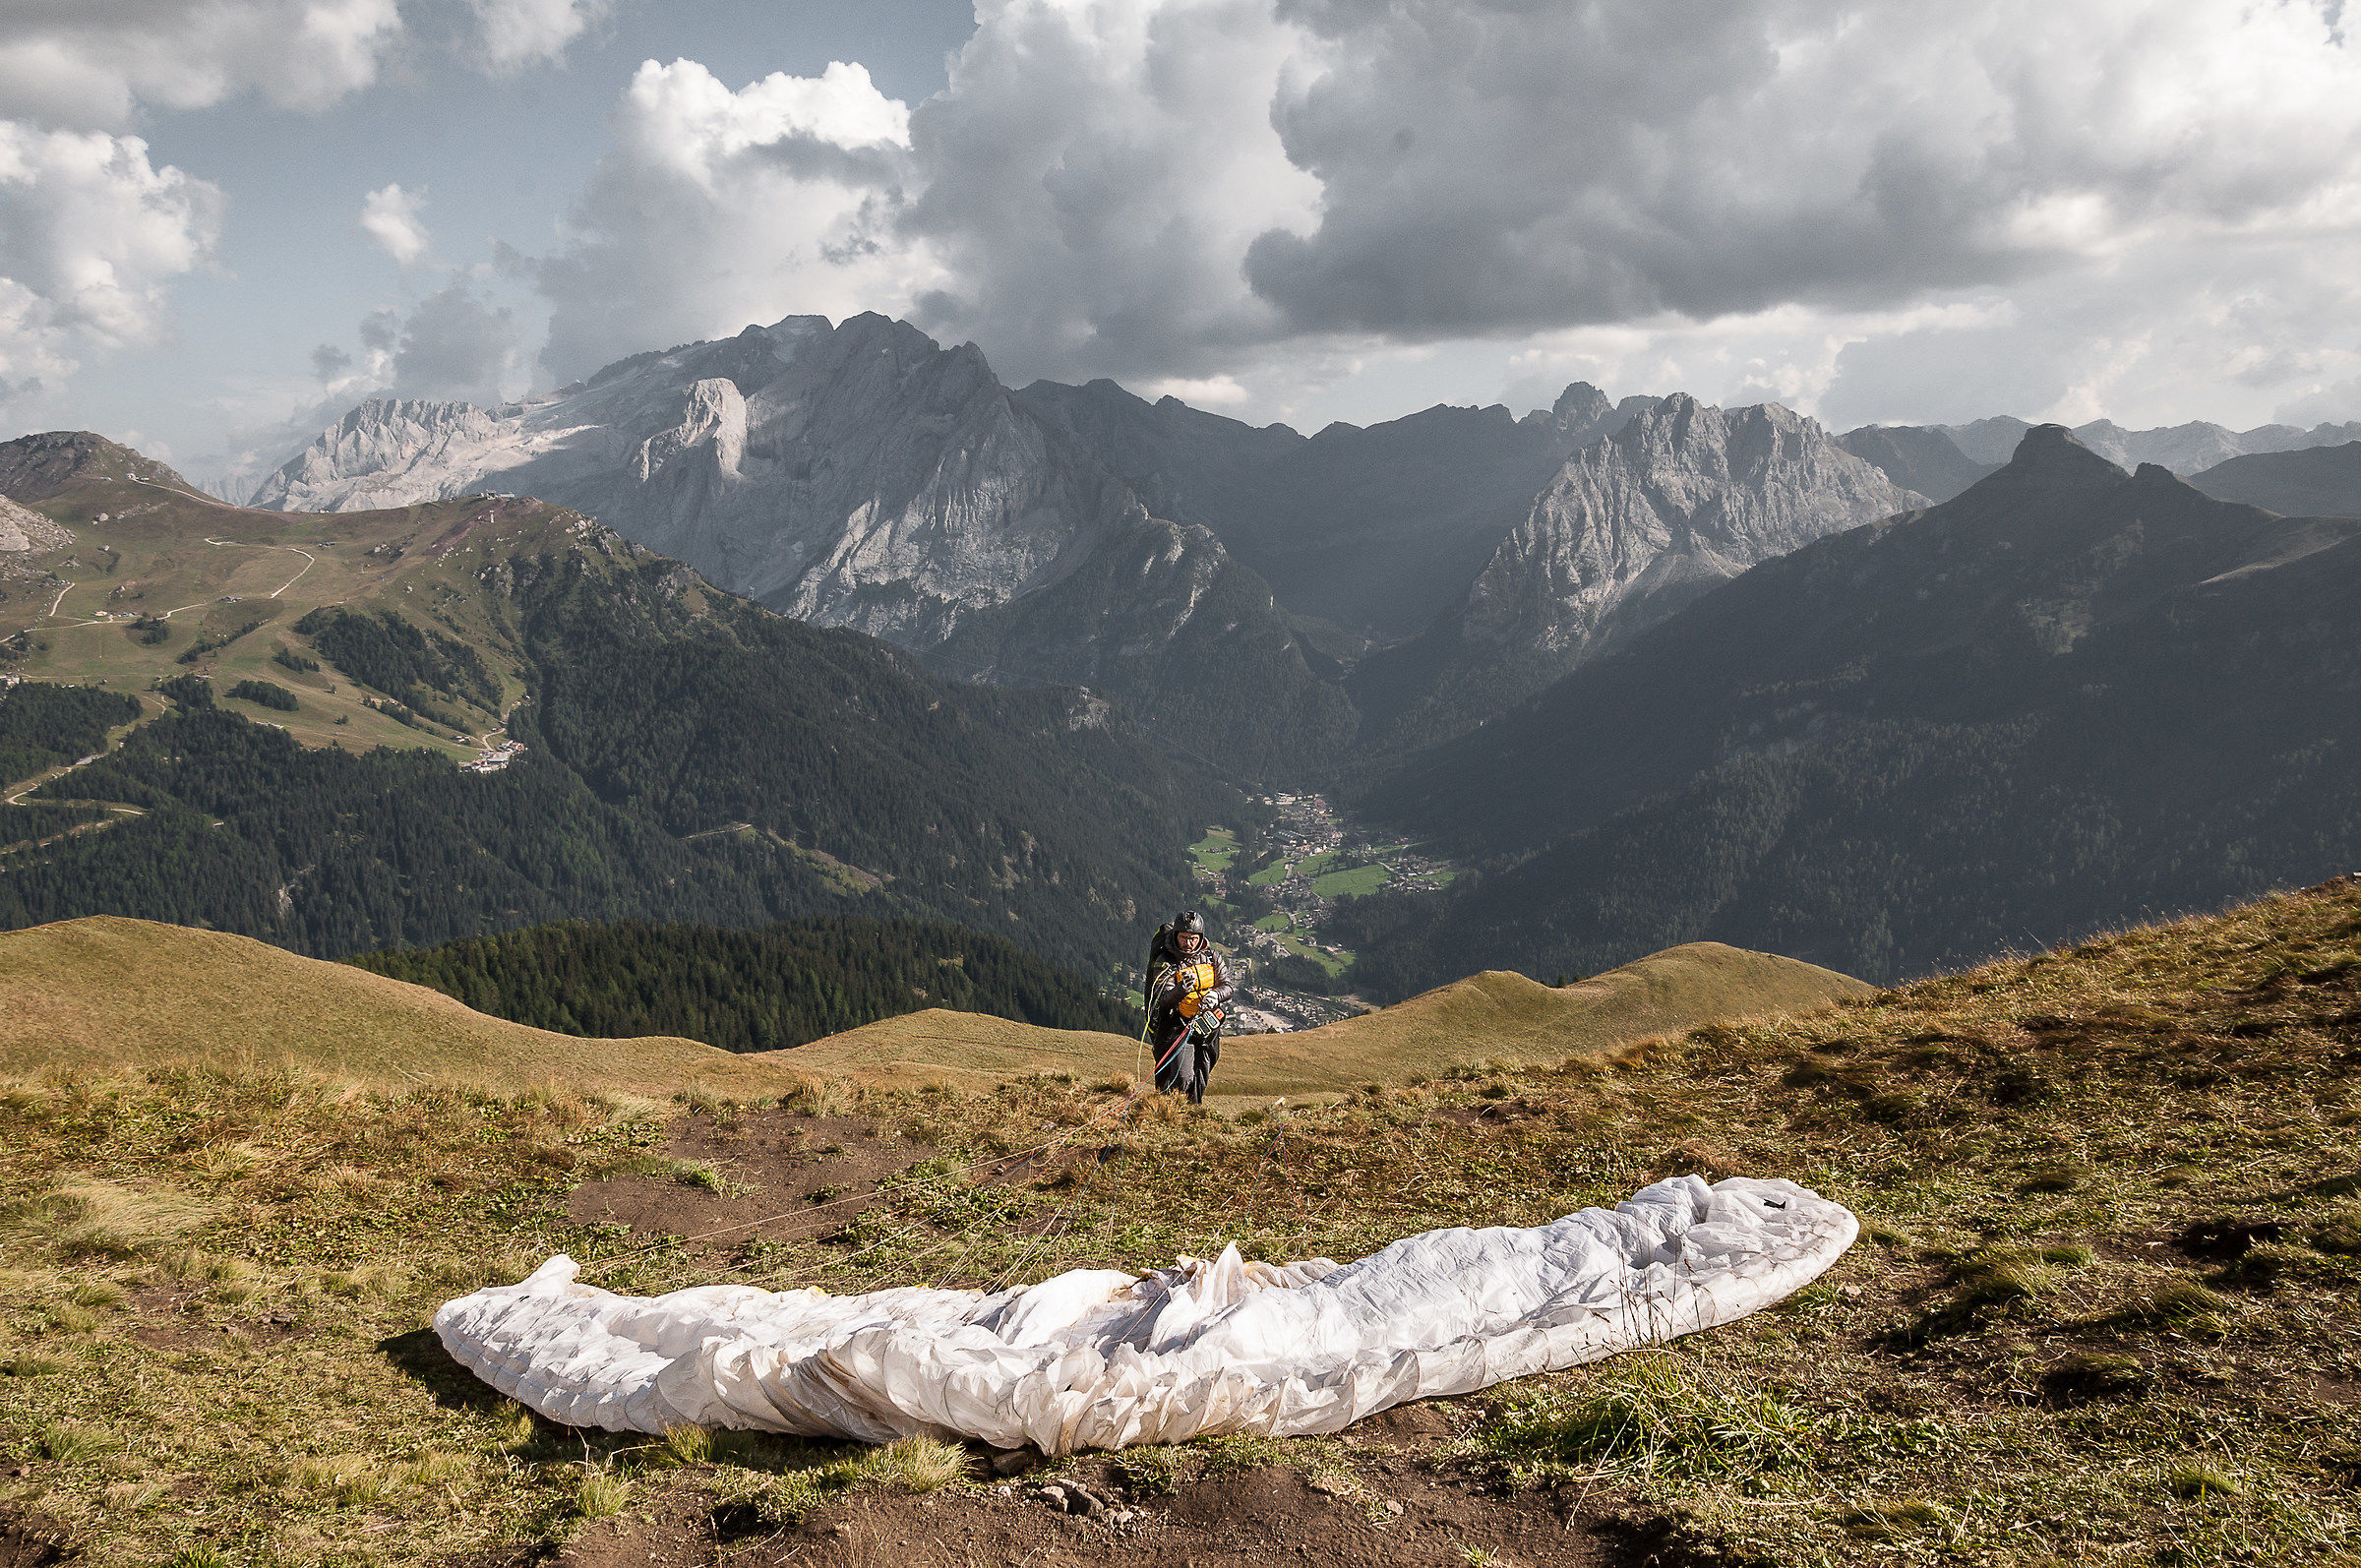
1173, 960, 1218, 1017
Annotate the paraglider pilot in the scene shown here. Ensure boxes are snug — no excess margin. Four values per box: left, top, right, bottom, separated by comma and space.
1145, 909, 1235, 1104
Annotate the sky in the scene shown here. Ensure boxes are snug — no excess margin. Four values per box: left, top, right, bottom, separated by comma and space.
4, 0, 2360, 497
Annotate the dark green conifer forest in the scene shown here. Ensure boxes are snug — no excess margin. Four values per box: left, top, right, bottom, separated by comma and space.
351, 918, 1139, 1051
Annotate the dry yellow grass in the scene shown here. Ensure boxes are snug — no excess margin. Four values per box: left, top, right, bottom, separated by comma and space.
789, 940, 1870, 1103
0, 916, 810, 1097
2, 917, 1865, 1109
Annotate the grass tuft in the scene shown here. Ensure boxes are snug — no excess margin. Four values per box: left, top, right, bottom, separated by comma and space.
46, 1179, 211, 1258
1475, 1357, 1829, 1484
2165, 1462, 2245, 1500
663, 1424, 713, 1466
855, 1434, 969, 1492
37, 1420, 119, 1463
575, 1467, 630, 1518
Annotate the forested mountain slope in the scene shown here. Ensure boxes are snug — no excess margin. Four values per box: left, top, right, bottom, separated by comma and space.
0, 433, 1231, 975
1345, 426, 2361, 990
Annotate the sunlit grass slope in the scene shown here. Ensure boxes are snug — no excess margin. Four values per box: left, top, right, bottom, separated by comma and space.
792, 940, 1871, 1101
2, 880, 2358, 1565
0, 447, 630, 760
0, 916, 807, 1097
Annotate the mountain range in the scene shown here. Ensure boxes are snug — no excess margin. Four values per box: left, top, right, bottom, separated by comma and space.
1344, 426, 2361, 988
250, 315, 1958, 762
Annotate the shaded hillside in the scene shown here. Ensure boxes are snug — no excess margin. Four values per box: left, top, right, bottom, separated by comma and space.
0, 916, 804, 1096
0, 438, 1235, 975
352, 918, 1139, 1053
2191, 440, 2361, 517
1838, 423, 1997, 501
1350, 427, 2361, 989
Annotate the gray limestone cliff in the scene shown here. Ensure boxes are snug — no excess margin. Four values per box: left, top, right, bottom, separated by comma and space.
250, 315, 1349, 778
1355, 396, 1927, 751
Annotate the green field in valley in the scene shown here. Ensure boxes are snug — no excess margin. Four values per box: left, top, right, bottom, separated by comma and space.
1187, 827, 1238, 876
1311, 864, 1389, 898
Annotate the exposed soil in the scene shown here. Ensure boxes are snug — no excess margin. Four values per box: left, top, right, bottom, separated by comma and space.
549, 1439, 1645, 1568
119, 1283, 305, 1353
568, 1112, 933, 1253
0, 1511, 70, 1568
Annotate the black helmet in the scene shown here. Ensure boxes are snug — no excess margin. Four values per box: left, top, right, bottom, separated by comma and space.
1174, 910, 1206, 937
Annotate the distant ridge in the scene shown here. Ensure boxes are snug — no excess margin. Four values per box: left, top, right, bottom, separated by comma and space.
2190, 441, 2361, 518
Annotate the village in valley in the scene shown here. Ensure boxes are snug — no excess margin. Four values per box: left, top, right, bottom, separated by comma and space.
1184, 791, 1460, 1032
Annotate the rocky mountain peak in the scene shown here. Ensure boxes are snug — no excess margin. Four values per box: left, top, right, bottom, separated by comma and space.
1423, 395, 1926, 722
2007, 423, 2128, 482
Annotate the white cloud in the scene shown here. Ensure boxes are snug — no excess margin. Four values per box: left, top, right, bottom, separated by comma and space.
897, 0, 1318, 383
468, 0, 606, 72
534, 56, 926, 382
521, 0, 2361, 434
1142, 373, 1250, 407
0, 122, 222, 404
360, 181, 431, 265
0, 0, 404, 130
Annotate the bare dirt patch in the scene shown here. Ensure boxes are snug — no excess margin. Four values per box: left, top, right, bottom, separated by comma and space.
569, 1112, 933, 1254
554, 1448, 1635, 1568
0, 1511, 70, 1568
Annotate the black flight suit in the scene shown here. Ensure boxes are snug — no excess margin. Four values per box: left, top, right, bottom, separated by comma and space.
1144, 926, 1236, 1104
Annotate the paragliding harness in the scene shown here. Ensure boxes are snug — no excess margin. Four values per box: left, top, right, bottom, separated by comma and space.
1144, 957, 1224, 1101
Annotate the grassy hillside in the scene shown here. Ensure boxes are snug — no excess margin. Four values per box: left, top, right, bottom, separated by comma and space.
0, 433, 1236, 976
0, 917, 806, 1097
793, 940, 1869, 1101
2, 880, 2356, 1564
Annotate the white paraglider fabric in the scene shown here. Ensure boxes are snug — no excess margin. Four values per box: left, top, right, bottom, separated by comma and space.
434, 1175, 1854, 1454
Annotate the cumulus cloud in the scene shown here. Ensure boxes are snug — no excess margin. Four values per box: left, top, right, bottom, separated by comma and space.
533, 56, 922, 382
528, 0, 2361, 427
0, 0, 404, 130
384, 279, 517, 400
311, 342, 354, 380
468, 0, 606, 71
1244, 0, 2361, 339
0, 122, 223, 405
897, 0, 1317, 381
359, 181, 431, 264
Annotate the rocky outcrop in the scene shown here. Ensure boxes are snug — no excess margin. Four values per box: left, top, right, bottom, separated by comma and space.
1012, 377, 1660, 639
0, 494, 71, 554
1355, 397, 1926, 751
1466, 397, 1927, 663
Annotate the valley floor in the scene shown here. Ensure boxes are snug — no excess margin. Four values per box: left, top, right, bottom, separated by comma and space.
4, 878, 2360, 1565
